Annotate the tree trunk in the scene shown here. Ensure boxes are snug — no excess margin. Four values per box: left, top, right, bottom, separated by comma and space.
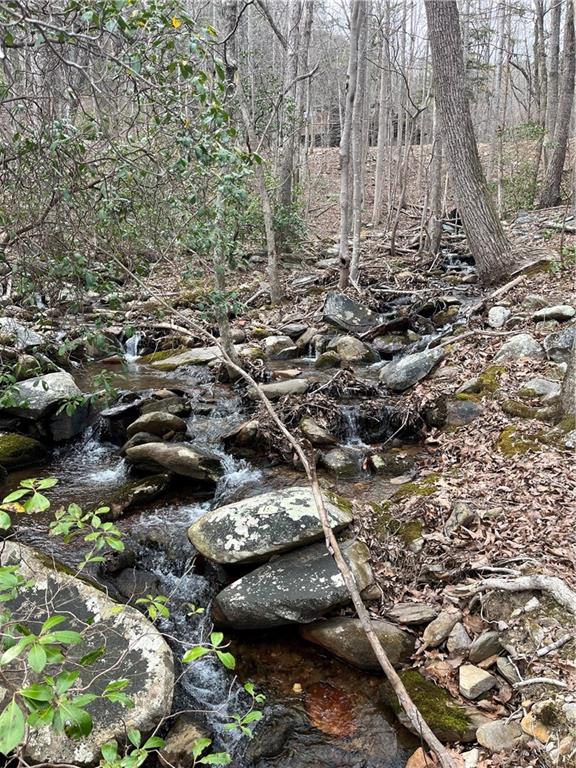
372, 2, 391, 226
428, 99, 443, 254
338, 0, 363, 289
560, 335, 576, 419
537, 0, 575, 209
547, 0, 563, 140
350, 2, 369, 284
425, 0, 517, 285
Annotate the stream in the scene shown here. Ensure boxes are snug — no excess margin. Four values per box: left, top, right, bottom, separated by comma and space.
3, 352, 421, 767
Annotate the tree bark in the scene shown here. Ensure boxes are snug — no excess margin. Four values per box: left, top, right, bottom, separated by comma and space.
278, 0, 303, 217
425, 0, 517, 285
350, 2, 369, 283
560, 334, 576, 419
537, 0, 575, 209
372, 3, 391, 227
546, 0, 563, 141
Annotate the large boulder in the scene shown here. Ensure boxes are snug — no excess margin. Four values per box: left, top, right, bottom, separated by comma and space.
494, 333, 544, 362
379, 348, 444, 391
150, 345, 248, 371
543, 326, 576, 363
0, 432, 47, 469
0, 317, 44, 350
125, 442, 222, 481
532, 305, 575, 322
300, 617, 414, 670
323, 292, 384, 332
213, 539, 373, 629
263, 335, 297, 360
126, 411, 187, 438
0, 542, 174, 765
334, 335, 374, 363
188, 487, 353, 564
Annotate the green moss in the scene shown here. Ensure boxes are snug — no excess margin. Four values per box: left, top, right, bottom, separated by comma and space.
0, 433, 46, 468
477, 364, 506, 395
139, 347, 188, 364
558, 415, 576, 434
501, 399, 540, 419
370, 502, 423, 546
381, 670, 472, 740
496, 426, 543, 456
324, 490, 353, 515
455, 392, 482, 402
392, 473, 440, 501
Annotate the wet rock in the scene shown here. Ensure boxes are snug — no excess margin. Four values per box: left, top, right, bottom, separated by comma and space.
115, 567, 162, 600
469, 631, 503, 663
151, 344, 245, 371
125, 442, 222, 481
263, 335, 298, 360
422, 609, 462, 648
380, 669, 490, 742
222, 419, 260, 448
245, 704, 307, 763
518, 377, 561, 401
213, 539, 373, 629
299, 417, 337, 446
160, 716, 210, 768
300, 617, 414, 670
369, 451, 414, 476
188, 487, 353, 565
373, 333, 407, 356
447, 622, 471, 654
379, 347, 444, 391
99, 474, 170, 519
120, 431, 163, 454
314, 350, 341, 368
323, 292, 384, 332
280, 322, 309, 339
533, 305, 575, 322
141, 395, 191, 417
126, 411, 187, 438
0, 432, 47, 468
459, 665, 497, 699
0, 541, 173, 765
319, 446, 363, 479
495, 333, 544, 362
0, 317, 44, 350
248, 379, 309, 399
476, 720, 523, 752
385, 602, 440, 626
543, 326, 576, 363
334, 335, 373, 363
295, 326, 319, 351
488, 306, 511, 329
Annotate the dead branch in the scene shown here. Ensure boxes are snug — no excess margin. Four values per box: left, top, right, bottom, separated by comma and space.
471, 575, 576, 616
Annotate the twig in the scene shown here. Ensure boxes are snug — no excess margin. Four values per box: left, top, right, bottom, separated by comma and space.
514, 677, 568, 689
470, 575, 576, 617
537, 635, 573, 657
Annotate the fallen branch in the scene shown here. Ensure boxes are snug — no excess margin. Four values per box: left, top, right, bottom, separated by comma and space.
101, 247, 460, 768
470, 575, 576, 617
514, 677, 568, 689
537, 635, 573, 658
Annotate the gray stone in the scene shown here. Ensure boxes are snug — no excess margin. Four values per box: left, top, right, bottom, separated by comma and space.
126, 411, 187, 438
151, 345, 245, 371
213, 539, 373, 629
125, 442, 222, 481
496, 657, 520, 685
98, 474, 170, 519
247, 379, 309, 400
140, 396, 191, 417
319, 446, 363, 478
0, 542, 173, 765
445, 502, 475, 536
523, 294, 547, 310
533, 305, 575, 322
447, 622, 472, 654
488, 306, 511, 329
160, 716, 210, 768
5, 371, 82, 419
369, 451, 414, 476
423, 609, 463, 648
299, 417, 337, 446
301, 617, 414, 670
543, 326, 576, 363
469, 631, 503, 663
120, 431, 163, 454
373, 334, 407, 356
295, 326, 318, 352
334, 335, 371, 363
459, 665, 497, 699
445, 398, 483, 426
314, 350, 341, 369
323, 292, 384, 332
495, 333, 544, 362
0, 432, 46, 468
188, 487, 353, 564
280, 323, 308, 339
385, 602, 440, 625
518, 377, 561, 401
0, 317, 44, 350
263, 335, 297, 360
379, 348, 444, 391
115, 567, 162, 600
476, 720, 523, 752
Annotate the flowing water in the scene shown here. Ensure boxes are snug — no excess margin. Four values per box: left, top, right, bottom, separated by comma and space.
3, 357, 418, 767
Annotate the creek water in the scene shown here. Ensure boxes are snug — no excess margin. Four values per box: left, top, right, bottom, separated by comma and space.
3, 357, 419, 768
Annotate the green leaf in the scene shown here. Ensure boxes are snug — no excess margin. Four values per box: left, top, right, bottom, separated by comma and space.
210, 632, 224, 647
0, 636, 33, 665
191, 737, 212, 759
24, 492, 50, 513
41, 615, 66, 634
55, 670, 80, 695
242, 710, 263, 725
182, 646, 211, 663
198, 753, 232, 766
0, 510, 11, 530
79, 646, 105, 667
142, 736, 164, 750
2, 489, 29, 503
128, 728, 141, 748
216, 651, 235, 670
20, 683, 53, 702
36, 478, 58, 490
100, 741, 119, 763
28, 644, 47, 674
58, 700, 93, 739
45, 630, 83, 645
0, 700, 26, 755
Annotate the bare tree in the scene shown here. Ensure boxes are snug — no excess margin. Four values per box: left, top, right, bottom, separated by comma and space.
425, 0, 518, 285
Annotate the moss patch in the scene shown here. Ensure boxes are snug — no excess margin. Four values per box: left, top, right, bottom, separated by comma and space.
324, 490, 353, 515
370, 501, 423, 546
139, 347, 188, 364
0, 433, 47, 469
392, 473, 440, 501
496, 426, 543, 456
477, 364, 506, 395
381, 670, 472, 741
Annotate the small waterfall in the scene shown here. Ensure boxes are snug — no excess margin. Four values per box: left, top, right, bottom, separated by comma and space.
340, 405, 369, 448
124, 332, 142, 362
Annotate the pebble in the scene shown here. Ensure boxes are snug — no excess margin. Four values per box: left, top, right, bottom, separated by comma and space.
488, 306, 510, 329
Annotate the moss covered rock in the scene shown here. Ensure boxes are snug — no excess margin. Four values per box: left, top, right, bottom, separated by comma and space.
0, 432, 47, 469
380, 669, 489, 742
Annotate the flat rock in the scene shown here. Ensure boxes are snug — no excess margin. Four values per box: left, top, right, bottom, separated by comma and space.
299, 417, 337, 446
151, 345, 245, 371
0, 542, 173, 765
301, 617, 415, 670
488, 306, 510, 329
495, 333, 544, 362
323, 292, 385, 332
423, 609, 462, 648
476, 720, 523, 752
188, 487, 353, 564
543, 326, 576, 363
518, 377, 561, 401
496, 657, 520, 685
5, 371, 82, 419
248, 379, 309, 400
98, 474, 170, 519
385, 602, 440, 625
379, 347, 444, 391
445, 397, 483, 426
213, 539, 373, 629
125, 442, 222, 481
459, 664, 497, 699
533, 304, 575, 322
126, 411, 187, 438
469, 631, 503, 663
